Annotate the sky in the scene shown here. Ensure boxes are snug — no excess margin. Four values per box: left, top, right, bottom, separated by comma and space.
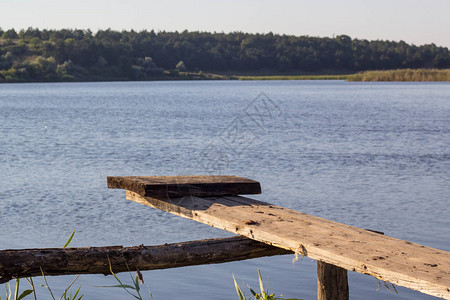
1, 0, 449, 48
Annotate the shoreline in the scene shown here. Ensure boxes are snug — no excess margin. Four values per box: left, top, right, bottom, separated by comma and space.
1, 69, 449, 84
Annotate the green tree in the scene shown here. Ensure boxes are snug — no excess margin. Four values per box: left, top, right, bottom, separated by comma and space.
0, 55, 11, 70
34, 56, 58, 80
18, 27, 42, 39
118, 55, 133, 77
137, 57, 163, 75
176, 60, 187, 71
28, 37, 43, 51
2, 29, 19, 39
0, 52, 15, 70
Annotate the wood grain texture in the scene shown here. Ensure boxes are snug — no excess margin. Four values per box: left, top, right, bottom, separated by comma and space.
107, 175, 261, 197
0, 236, 291, 284
125, 191, 450, 299
317, 261, 349, 300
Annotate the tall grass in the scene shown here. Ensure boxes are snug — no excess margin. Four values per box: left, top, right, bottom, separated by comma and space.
237, 74, 350, 80
1, 231, 83, 300
233, 270, 302, 300
95, 255, 152, 300
348, 68, 450, 81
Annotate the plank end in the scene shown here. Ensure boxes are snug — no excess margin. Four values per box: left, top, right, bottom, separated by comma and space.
107, 175, 261, 197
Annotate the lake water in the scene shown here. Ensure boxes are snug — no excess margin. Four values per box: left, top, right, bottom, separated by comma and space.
0, 80, 449, 299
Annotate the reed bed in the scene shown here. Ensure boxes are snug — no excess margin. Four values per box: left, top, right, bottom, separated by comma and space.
348, 69, 450, 81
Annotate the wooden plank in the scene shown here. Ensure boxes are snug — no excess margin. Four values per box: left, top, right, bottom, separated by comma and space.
317, 261, 349, 300
107, 175, 261, 198
124, 191, 450, 299
317, 230, 382, 300
0, 236, 291, 284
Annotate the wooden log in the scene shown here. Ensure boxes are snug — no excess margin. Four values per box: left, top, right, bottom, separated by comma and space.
107, 175, 261, 198
124, 190, 450, 299
0, 236, 291, 284
317, 261, 349, 300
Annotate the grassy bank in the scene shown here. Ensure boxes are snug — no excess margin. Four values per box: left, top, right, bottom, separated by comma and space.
236, 69, 450, 81
348, 68, 450, 81
237, 74, 350, 80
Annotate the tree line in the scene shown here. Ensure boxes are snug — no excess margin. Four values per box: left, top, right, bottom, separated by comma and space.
0, 27, 449, 82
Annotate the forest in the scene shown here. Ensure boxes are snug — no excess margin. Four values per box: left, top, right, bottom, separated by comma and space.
0, 27, 449, 82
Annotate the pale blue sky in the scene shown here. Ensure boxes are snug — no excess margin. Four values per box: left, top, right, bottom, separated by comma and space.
1, 0, 449, 47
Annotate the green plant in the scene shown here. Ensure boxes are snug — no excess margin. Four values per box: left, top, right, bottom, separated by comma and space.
95, 256, 153, 300
62, 230, 76, 249
233, 270, 301, 300
39, 230, 83, 300
1, 279, 34, 300
233, 275, 246, 300
39, 269, 83, 300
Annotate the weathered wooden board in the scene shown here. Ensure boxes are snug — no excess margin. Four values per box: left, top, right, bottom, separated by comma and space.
107, 175, 261, 197
0, 236, 291, 283
124, 191, 450, 299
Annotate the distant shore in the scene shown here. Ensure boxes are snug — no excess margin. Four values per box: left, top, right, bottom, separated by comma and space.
1, 69, 449, 83
1, 28, 449, 84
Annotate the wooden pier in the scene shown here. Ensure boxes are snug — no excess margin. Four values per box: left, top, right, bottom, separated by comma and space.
108, 175, 450, 299
1, 175, 449, 299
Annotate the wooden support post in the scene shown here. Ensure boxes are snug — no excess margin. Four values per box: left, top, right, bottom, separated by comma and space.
317, 261, 349, 300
